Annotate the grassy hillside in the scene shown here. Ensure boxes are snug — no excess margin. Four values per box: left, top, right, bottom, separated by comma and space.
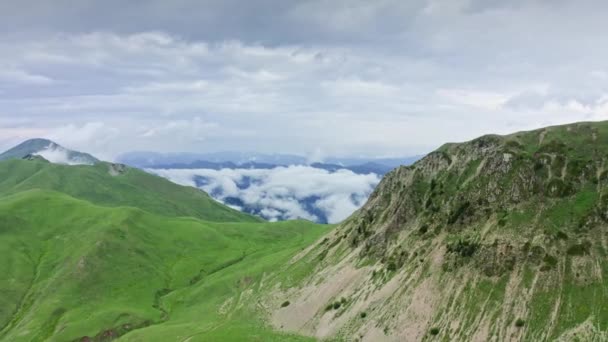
268, 121, 608, 341
0, 189, 329, 341
0, 159, 260, 223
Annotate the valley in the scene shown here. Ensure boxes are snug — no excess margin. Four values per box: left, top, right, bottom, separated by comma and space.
2, 121, 608, 341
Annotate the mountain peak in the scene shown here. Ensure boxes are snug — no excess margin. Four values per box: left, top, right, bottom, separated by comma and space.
0, 138, 99, 165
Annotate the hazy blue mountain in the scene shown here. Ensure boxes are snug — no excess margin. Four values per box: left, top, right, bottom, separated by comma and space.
0, 138, 99, 165
325, 155, 423, 167
117, 151, 307, 168
152, 160, 279, 170
118, 151, 423, 170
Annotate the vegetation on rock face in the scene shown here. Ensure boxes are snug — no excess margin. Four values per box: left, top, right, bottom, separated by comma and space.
269, 121, 608, 341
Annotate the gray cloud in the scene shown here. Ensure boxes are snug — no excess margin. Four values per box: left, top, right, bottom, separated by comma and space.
1, 1, 608, 159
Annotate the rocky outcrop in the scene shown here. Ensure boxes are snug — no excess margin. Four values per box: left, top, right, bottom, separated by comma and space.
22, 154, 49, 162
108, 163, 128, 176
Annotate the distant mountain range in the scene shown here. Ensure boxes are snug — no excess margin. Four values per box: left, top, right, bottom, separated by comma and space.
0, 138, 98, 165
118, 151, 422, 176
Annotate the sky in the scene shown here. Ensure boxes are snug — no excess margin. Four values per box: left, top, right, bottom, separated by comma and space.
1, 0, 608, 161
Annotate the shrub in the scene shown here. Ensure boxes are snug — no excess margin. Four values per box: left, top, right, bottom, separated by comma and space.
448, 201, 471, 224
281, 301, 290, 308
567, 241, 591, 256
325, 303, 334, 311
360, 312, 367, 319
515, 318, 525, 327
505, 139, 523, 150
447, 238, 479, 258
543, 254, 558, 267
419, 224, 429, 234
498, 217, 507, 227
555, 230, 568, 240
429, 327, 440, 335
333, 301, 341, 310
546, 178, 574, 198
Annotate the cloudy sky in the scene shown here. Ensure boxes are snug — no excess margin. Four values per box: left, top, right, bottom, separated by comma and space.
1, 0, 608, 160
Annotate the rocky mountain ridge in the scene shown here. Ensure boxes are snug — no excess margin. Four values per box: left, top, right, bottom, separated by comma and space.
268, 121, 608, 341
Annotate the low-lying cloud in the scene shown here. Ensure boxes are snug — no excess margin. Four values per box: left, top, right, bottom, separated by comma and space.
151, 166, 380, 223
35, 146, 92, 165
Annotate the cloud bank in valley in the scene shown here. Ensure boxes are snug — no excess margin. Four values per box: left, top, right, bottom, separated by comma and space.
151, 166, 381, 223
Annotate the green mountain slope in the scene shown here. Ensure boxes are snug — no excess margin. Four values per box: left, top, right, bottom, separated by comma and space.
5, 121, 608, 342
0, 159, 260, 223
0, 138, 99, 164
267, 121, 608, 341
0, 189, 329, 341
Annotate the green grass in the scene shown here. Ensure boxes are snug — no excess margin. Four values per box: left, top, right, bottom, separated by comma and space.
0, 159, 260, 223
0, 189, 328, 341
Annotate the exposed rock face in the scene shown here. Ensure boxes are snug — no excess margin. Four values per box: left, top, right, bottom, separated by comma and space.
268, 121, 608, 341
22, 154, 49, 162
108, 163, 128, 176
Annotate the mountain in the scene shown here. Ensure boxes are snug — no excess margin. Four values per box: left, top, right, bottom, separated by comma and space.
0, 190, 326, 342
151, 160, 279, 170
117, 151, 308, 168
149, 160, 397, 176
4, 121, 608, 341
324, 156, 424, 168
0, 138, 99, 165
0, 155, 323, 342
118, 151, 422, 173
266, 121, 608, 341
0, 158, 260, 223
310, 162, 395, 175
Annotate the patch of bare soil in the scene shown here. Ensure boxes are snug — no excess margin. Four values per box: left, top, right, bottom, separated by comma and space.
271, 259, 367, 336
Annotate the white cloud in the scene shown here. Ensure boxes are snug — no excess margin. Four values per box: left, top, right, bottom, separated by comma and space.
35, 148, 72, 164
150, 166, 380, 223
34, 145, 92, 165
3, 1, 608, 158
